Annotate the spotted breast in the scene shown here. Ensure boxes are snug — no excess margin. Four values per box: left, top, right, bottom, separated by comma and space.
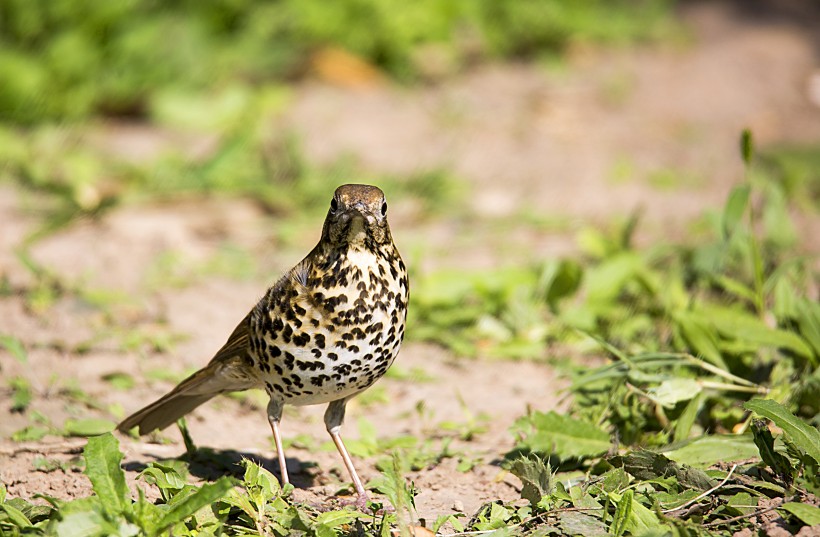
249, 219, 408, 405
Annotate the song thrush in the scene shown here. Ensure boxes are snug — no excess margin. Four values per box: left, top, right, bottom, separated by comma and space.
118, 184, 409, 509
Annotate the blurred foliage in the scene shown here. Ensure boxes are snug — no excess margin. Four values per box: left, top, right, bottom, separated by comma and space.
0, 0, 673, 123
0, 88, 464, 235
758, 144, 820, 211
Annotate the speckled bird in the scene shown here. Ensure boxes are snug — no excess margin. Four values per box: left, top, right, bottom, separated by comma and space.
118, 184, 409, 509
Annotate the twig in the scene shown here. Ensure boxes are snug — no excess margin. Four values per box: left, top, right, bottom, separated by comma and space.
438, 531, 496, 537
0, 440, 87, 456
679, 353, 760, 388
662, 464, 737, 514
702, 498, 787, 527
698, 381, 768, 394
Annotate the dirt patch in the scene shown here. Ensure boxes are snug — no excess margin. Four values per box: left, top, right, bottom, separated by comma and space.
1, 1, 819, 523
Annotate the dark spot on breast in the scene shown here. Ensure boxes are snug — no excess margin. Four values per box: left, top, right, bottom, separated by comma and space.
292, 333, 310, 346
311, 374, 329, 387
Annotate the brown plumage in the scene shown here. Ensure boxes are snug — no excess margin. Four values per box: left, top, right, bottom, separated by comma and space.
118, 184, 409, 509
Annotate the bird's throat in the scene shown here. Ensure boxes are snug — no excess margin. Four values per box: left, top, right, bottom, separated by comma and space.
346, 216, 368, 247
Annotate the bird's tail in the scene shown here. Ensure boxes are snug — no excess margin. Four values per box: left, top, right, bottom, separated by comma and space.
118, 356, 256, 435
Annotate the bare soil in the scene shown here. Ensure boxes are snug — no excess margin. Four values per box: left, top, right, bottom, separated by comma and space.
1, 1, 819, 526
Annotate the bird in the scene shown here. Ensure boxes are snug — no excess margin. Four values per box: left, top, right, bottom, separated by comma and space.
118, 184, 409, 509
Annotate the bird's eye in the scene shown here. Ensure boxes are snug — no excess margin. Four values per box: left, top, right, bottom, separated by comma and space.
330, 198, 339, 211
381, 201, 387, 216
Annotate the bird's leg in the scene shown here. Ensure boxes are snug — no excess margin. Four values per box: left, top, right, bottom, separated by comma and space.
267, 399, 289, 486
324, 399, 369, 510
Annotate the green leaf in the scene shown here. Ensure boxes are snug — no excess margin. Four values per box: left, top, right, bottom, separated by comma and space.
726, 492, 756, 516
101, 372, 135, 390
314, 509, 363, 528
663, 435, 760, 468
675, 312, 727, 369
674, 391, 705, 442
655, 490, 701, 511
708, 306, 814, 359
509, 456, 554, 506
540, 259, 583, 306
795, 298, 820, 360
780, 502, 820, 525
609, 449, 715, 490
740, 129, 754, 165
609, 489, 662, 535
155, 477, 233, 532
55, 510, 105, 537
314, 523, 338, 537
751, 420, 794, 485
513, 411, 611, 460
744, 399, 820, 465
722, 183, 750, 239
241, 459, 280, 507
0, 334, 27, 363
600, 467, 629, 493
713, 274, 758, 305
585, 252, 644, 305
0, 502, 33, 528
558, 511, 607, 536
647, 378, 701, 408
12, 425, 49, 442
433, 513, 464, 533
368, 455, 415, 515
139, 464, 188, 492
83, 433, 130, 515
610, 488, 631, 537
10, 377, 32, 412
65, 418, 116, 437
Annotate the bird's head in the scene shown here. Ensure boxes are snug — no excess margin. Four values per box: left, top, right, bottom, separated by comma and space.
322, 184, 391, 249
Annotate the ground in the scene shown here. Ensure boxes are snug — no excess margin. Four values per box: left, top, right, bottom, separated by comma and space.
1, 1, 819, 527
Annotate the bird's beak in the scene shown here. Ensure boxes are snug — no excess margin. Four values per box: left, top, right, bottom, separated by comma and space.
347, 202, 375, 225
